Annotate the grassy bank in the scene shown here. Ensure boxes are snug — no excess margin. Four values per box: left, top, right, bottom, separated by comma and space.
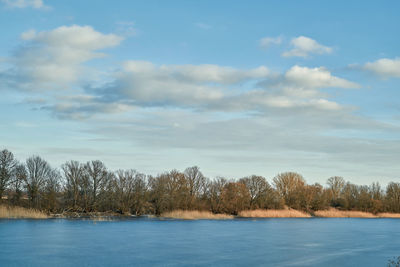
314, 208, 376, 218
238, 209, 311, 218
377, 213, 400, 218
239, 208, 400, 218
0, 205, 48, 219
3, 205, 400, 219
314, 208, 400, 218
161, 210, 234, 220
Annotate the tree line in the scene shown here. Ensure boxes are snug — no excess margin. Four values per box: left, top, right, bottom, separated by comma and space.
0, 148, 399, 215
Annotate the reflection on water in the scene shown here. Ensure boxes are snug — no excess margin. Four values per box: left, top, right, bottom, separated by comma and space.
0, 218, 399, 266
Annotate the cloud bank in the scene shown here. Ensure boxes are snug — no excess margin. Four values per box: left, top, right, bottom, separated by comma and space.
282, 36, 332, 58
1, 0, 45, 9
9, 25, 123, 91
363, 57, 400, 78
259, 36, 282, 49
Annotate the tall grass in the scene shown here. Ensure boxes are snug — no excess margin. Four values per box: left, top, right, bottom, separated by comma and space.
314, 208, 376, 218
377, 213, 400, 218
238, 209, 311, 218
161, 210, 233, 220
0, 205, 48, 219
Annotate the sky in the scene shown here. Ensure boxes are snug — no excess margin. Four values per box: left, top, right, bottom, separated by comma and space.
0, 0, 399, 185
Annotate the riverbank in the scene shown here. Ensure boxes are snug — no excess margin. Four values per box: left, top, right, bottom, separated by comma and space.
314, 208, 400, 218
238, 209, 311, 218
161, 210, 233, 220
157, 208, 400, 219
0, 205, 48, 219
3, 205, 400, 220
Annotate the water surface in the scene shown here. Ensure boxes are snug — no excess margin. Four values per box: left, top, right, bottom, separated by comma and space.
0, 218, 399, 266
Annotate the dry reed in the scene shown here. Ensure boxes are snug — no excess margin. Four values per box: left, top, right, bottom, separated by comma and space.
161, 210, 233, 220
0, 205, 48, 219
377, 213, 400, 218
314, 208, 376, 218
238, 209, 311, 218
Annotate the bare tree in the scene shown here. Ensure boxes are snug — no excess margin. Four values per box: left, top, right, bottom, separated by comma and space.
11, 163, 27, 204
386, 182, 400, 213
220, 182, 251, 215
132, 172, 147, 215
370, 182, 383, 200
24, 156, 52, 208
0, 149, 17, 199
273, 172, 305, 209
239, 175, 274, 209
327, 176, 345, 200
341, 182, 359, 210
84, 160, 108, 210
301, 183, 329, 211
114, 169, 147, 215
148, 170, 189, 214
165, 170, 189, 210
43, 169, 61, 212
184, 166, 206, 208
209, 177, 227, 213
62, 161, 83, 210
148, 174, 169, 215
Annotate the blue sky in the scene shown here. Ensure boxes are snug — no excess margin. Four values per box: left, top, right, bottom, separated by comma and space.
0, 0, 399, 185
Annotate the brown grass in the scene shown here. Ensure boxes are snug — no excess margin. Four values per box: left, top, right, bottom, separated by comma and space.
314, 208, 376, 218
238, 209, 311, 218
0, 205, 48, 219
377, 213, 400, 218
161, 210, 233, 220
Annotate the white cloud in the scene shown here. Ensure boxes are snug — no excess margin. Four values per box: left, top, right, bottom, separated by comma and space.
3, 27, 359, 121
222, 90, 343, 112
38, 60, 357, 120
82, 61, 359, 115
195, 22, 212, 30
115, 21, 137, 37
363, 57, 400, 78
259, 36, 282, 49
107, 61, 269, 107
14, 25, 123, 89
284, 65, 360, 89
21, 25, 122, 50
20, 29, 36, 40
282, 36, 332, 58
1, 0, 45, 9
43, 94, 133, 120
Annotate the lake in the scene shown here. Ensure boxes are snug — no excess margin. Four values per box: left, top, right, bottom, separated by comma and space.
0, 218, 399, 266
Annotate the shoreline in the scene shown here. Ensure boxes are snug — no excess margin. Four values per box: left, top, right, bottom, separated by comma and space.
2, 206, 400, 220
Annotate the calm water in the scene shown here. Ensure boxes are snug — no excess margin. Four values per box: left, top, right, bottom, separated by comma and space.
0, 218, 399, 266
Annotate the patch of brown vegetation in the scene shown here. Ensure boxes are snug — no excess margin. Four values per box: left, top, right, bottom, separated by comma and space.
377, 213, 400, 218
314, 208, 376, 218
161, 210, 233, 220
238, 209, 311, 218
0, 205, 48, 219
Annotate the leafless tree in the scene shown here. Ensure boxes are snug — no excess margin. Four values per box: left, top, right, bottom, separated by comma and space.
3, 148, 400, 216
24, 156, 52, 208
239, 175, 274, 209
113, 169, 147, 215
386, 182, 400, 213
62, 161, 83, 210
327, 176, 345, 200
0, 149, 17, 199
209, 177, 227, 213
84, 160, 108, 210
11, 163, 26, 204
273, 172, 305, 209
220, 182, 250, 215
184, 166, 206, 208
43, 169, 62, 212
